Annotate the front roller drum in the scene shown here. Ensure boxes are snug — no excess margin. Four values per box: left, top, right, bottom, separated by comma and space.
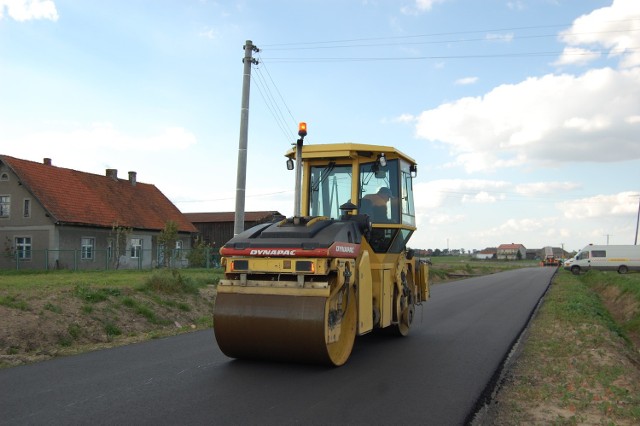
214, 288, 357, 366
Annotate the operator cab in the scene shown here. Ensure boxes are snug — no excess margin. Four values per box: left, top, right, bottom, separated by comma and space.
294, 143, 417, 254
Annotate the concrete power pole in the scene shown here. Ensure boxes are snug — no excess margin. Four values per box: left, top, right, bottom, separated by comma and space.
234, 40, 259, 236
635, 195, 640, 245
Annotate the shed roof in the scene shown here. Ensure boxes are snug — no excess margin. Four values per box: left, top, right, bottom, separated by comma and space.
184, 211, 281, 223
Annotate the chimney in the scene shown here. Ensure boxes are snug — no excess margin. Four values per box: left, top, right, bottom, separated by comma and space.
106, 169, 118, 180
128, 171, 137, 186
43, 158, 52, 166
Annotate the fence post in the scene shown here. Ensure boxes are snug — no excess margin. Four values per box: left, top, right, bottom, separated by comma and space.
45, 248, 49, 270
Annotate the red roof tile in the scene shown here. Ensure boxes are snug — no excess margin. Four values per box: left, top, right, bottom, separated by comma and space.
1, 155, 197, 233
497, 243, 525, 250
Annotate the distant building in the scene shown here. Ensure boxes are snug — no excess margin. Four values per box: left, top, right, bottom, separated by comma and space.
185, 211, 282, 251
0, 155, 196, 270
475, 247, 497, 260
496, 243, 526, 260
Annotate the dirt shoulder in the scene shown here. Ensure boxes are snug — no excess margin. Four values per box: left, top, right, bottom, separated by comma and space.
0, 283, 216, 368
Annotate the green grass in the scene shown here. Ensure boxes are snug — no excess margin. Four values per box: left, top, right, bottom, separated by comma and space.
103, 322, 122, 338
496, 269, 640, 424
0, 295, 29, 310
73, 285, 121, 303
0, 268, 222, 291
43, 302, 62, 314
121, 296, 169, 325
426, 256, 539, 281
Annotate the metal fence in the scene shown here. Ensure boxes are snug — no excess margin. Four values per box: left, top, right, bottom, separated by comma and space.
2, 248, 222, 271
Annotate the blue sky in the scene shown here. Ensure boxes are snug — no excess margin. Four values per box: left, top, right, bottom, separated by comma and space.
1, 0, 639, 253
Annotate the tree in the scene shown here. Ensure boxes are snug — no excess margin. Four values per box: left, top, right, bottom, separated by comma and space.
187, 237, 212, 268
110, 223, 132, 270
158, 220, 179, 268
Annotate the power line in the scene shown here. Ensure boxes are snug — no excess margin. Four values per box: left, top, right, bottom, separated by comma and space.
261, 19, 640, 49
261, 47, 639, 63
257, 55, 298, 129
263, 28, 640, 51
252, 68, 294, 141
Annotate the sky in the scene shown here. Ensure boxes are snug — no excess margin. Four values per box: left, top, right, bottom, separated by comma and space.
1, 0, 639, 253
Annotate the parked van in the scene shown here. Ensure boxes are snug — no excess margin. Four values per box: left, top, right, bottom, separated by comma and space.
564, 244, 640, 275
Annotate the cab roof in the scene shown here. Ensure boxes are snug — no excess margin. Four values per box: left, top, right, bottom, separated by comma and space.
286, 142, 416, 165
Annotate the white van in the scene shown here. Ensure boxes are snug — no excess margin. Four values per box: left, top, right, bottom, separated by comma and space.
564, 244, 640, 275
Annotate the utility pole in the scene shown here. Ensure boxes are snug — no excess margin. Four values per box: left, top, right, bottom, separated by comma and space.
635, 195, 640, 245
234, 40, 259, 236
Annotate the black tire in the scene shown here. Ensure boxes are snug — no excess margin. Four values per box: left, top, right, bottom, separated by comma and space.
618, 265, 628, 274
571, 265, 581, 275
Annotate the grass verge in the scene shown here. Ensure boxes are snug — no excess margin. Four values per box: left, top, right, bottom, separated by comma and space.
487, 270, 640, 425
0, 268, 221, 368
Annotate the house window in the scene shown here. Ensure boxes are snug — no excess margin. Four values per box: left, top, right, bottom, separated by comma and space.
0, 172, 8, 181
0, 195, 9, 218
15, 237, 32, 260
81, 237, 95, 260
130, 238, 142, 258
23, 199, 31, 218
176, 240, 183, 250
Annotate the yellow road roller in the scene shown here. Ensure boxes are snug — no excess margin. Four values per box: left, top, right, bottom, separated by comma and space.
214, 124, 429, 366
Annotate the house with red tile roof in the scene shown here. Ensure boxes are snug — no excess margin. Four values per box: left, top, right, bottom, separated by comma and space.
0, 155, 196, 270
496, 243, 527, 260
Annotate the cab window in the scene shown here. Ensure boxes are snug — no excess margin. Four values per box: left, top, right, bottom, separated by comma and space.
359, 159, 400, 224
309, 163, 352, 219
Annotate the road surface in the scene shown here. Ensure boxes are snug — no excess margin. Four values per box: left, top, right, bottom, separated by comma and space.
0, 267, 555, 425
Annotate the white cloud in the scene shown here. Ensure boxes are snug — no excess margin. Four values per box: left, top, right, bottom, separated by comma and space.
415, 67, 640, 172
454, 77, 478, 85
416, 179, 580, 210
470, 217, 557, 245
27, 123, 198, 152
427, 213, 465, 225
392, 113, 416, 124
401, 0, 447, 15
0, 0, 58, 21
4, 122, 197, 174
553, 47, 601, 67
485, 33, 514, 43
558, 191, 639, 219
506, 1, 525, 11
461, 191, 504, 204
198, 26, 217, 40
415, 179, 511, 209
557, 0, 640, 68
515, 181, 580, 196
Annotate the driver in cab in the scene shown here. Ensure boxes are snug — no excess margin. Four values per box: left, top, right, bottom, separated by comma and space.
360, 187, 393, 222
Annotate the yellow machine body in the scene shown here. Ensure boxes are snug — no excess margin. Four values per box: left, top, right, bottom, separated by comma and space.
214, 143, 429, 366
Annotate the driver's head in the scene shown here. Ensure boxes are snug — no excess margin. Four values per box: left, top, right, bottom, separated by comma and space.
377, 187, 392, 200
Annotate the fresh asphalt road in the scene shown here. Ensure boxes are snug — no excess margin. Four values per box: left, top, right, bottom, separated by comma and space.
0, 267, 555, 426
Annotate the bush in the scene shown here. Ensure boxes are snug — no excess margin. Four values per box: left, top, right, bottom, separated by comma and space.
141, 269, 199, 294
73, 285, 121, 303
